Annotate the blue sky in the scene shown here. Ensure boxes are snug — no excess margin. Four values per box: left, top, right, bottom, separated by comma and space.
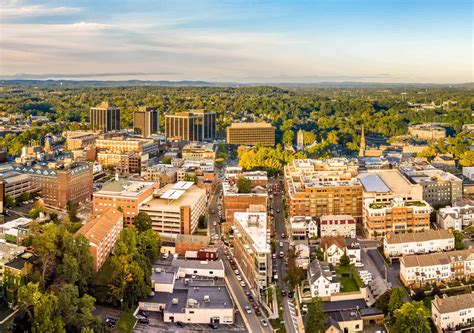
0, 0, 472, 83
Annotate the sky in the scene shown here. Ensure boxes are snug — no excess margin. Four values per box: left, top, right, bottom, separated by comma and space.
0, 0, 472, 83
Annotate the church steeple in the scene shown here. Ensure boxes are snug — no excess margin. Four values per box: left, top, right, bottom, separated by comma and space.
359, 125, 366, 157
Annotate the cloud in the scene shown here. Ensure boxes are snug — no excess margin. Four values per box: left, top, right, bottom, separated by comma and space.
1, 0, 80, 18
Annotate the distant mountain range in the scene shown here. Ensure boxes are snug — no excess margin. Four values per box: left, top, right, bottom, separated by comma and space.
0, 79, 472, 89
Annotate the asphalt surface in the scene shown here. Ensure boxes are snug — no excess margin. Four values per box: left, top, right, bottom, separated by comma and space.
270, 181, 298, 333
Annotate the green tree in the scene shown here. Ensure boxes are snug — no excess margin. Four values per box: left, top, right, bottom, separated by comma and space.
282, 130, 295, 146
5, 194, 15, 208
387, 287, 405, 316
339, 253, 350, 266
459, 150, 474, 167
302, 130, 316, 145
236, 177, 252, 193
162, 157, 172, 164
137, 229, 161, 263
305, 298, 326, 333
66, 201, 80, 223
326, 131, 339, 145
134, 212, 152, 232
417, 147, 437, 158
452, 229, 465, 250
393, 301, 430, 333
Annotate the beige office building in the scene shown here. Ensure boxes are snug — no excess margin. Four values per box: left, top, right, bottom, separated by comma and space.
226, 123, 275, 146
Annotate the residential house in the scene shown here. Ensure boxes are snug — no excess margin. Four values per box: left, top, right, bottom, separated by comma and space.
431, 293, 474, 333
307, 259, 340, 299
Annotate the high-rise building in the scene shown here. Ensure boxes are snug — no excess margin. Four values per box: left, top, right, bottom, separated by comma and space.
284, 159, 363, 221
133, 106, 159, 137
226, 123, 275, 146
165, 110, 216, 142
90, 102, 121, 132
359, 126, 366, 157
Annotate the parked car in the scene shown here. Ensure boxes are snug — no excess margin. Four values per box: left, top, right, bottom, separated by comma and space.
244, 290, 251, 296
138, 318, 149, 324
105, 317, 117, 328
237, 275, 242, 281
281, 233, 285, 238
240, 281, 246, 287
302, 304, 308, 312
245, 305, 252, 314
135, 314, 147, 320
208, 323, 218, 329
280, 290, 287, 297
255, 309, 262, 316
272, 253, 276, 259
177, 321, 185, 327
261, 319, 268, 327
279, 241, 283, 247
234, 269, 240, 275
279, 251, 284, 258
355, 262, 364, 268
138, 310, 148, 318
162, 253, 169, 259
288, 290, 294, 298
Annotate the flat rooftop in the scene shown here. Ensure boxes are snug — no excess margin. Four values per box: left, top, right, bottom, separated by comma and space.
141, 184, 205, 211
229, 122, 273, 128
359, 170, 413, 194
233, 212, 271, 253
97, 178, 157, 197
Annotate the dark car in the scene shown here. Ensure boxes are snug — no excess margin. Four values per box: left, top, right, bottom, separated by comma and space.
248, 295, 254, 302
255, 309, 262, 316
138, 318, 149, 324
209, 323, 219, 329
288, 291, 294, 298
177, 321, 185, 327
281, 290, 287, 297
138, 310, 148, 318
244, 290, 251, 296
105, 317, 118, 328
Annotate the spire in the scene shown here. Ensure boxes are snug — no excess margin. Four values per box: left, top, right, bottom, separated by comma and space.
359, 125, 366, 157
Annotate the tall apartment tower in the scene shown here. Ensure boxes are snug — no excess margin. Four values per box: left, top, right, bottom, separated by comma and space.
133, 106, 159, 137
165, 109, 216, 142
90, 102, 121, 132
359, 125, 366, 157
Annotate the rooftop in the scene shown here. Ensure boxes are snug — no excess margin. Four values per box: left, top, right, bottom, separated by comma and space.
164, 284, 233, 313
359, 170, 415, 194
400, 165, 461, 184
401, 248, 474, 268
141, 183, 206, 211
171, 258, 225, 271
233, 212, 271, 254
385, 229, 454, 245
229, 122, 273, 128
308, 259, 339, 285
97, 178, 157, 197
77, 208, 123, 244
432, 293, 474, 314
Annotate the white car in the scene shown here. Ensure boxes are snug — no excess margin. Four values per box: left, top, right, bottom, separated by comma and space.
302, 304, 308, 312
240, 281, 246, 287
234, 270, 240, 275
245, 305, 252, 314
355, 262, 364, 268
279, 241, 283, 247
237, 275, 242, 281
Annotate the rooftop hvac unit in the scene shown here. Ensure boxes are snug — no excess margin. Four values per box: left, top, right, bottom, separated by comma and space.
172, 298, 179, 305
187, 298, 197, 307
155, 268, 162, 273
204, 295, 210, 302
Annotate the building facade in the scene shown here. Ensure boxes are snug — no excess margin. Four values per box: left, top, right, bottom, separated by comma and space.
432, 293, 474, 332
133, 106, 159, 137
165, 110, 216, 142
383, 229, 455, 258
77, 208, 123, 272
181, 142, 215, 160
226, 122, 276, 146
437, 200, 474, 231
232, 212, 271, 294
307, 259, 340, 299
408, 123, 446, 140
320, 215, 356, 239
400, 249, 474, 287
90, 102, 121, 132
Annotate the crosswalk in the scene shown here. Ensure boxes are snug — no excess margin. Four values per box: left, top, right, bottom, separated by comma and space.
286, 299, 300, 332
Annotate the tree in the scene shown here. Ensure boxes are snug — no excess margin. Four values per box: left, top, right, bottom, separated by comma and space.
452, 229, 465, 250
66, 201, 80, 223
305, 298, 326, 333
5, 194, 15, 208
417, 147, 437, 158
236, 177, 252, 193
339, 253, 350, 266
162, 157, 172, 164
459, 150, 474, 167
31, 223, 61, 286
326, 131, 339, 145
134, 212, 152, 232
302, 130, 316, 145
393, 301, 430, 333
282, 130, 295, 146
387, 287, 405, 316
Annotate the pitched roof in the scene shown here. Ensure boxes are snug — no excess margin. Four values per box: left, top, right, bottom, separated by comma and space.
321, 236, 346, 251
385, 229, 453, 245
401, 249, 474, 268
307, 259, 339, 285
432, 293, 474, 314
77, 208, 123, 245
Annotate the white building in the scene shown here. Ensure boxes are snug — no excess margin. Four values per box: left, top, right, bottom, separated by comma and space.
294, 243, 310, 269
400, 249, 474, 287
232, 212, 271, 292
171, 258, 225, 279
383, 229, 455, 258
345, 239, 361, 264
432, 293, 474, 332
321, 237, 346, 265
289, 216, 316, 240
463, 167, 474, 181
437, 200, 474, 231
320, 215, 356, 239
307, 259, 340, 299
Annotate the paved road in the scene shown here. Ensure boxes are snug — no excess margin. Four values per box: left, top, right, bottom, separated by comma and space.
271, 184, 298, 333
218, 247, 271, 333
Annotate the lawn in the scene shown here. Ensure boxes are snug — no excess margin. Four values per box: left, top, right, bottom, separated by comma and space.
115, 311, 137, 333
340, 277, 359, 292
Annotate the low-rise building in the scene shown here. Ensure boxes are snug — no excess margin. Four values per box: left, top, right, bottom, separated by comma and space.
143, 164, 178, 186
321, 237, 346, 265
77, 208, 123, 272
222, 176, 267, 221
320, 215, 356, 239
181, 142, 215, 160
289, 216, 315, 240
0, 217, 32, 245
171, 258, 225, 279
175, 234, 210, 255
408, 123, 446, 140
307, 259, 340, 299
431, 293, 474, 333
383, 229, 455, 258
326, 310, 364, 333
93, 177, 158, 225
437, 199, 474, 231
139, 182, 207, 235
400, 165, 462, 207
232, 212, 271, 293
185, 248, 218, 261
345, 239, 361, 264
400, 249, 474, 287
